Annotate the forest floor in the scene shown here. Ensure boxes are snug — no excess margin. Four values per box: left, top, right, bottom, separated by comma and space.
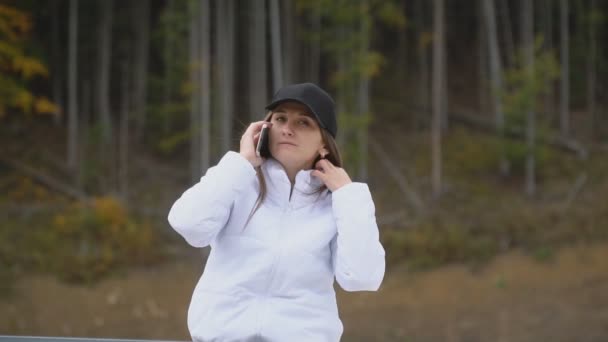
1, 241, 607, 342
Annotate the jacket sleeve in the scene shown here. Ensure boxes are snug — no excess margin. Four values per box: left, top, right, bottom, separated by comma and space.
330, 182, 386, 292
167, 151, 257, 248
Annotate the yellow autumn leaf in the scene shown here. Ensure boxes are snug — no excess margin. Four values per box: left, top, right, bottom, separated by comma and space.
0, 41, 19, 61
14, 90, 33, 114
35, 96, 60, 115
0, 5, 31, 40
13, 56, 48, 79
419, 31, 434, 50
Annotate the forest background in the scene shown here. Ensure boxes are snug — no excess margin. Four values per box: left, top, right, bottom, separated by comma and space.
1, 0, 607, 340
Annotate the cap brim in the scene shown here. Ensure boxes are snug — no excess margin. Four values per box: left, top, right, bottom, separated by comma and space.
265, 99, 327, 130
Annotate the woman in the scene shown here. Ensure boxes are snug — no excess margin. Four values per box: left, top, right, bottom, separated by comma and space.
168, 83, 385, 341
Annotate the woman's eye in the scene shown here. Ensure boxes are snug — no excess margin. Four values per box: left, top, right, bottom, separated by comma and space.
298, 120, 310, 126
275, 116, 286, 122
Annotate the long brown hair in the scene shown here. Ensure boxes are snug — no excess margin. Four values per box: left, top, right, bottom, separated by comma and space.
244, 110, 342, 228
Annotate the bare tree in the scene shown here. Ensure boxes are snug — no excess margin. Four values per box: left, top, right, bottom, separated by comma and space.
189, 0, 200, 182
432, 0, 445, 199
67, 0, 79, 172
307, 3, 322, 83
541, 0, 555, 120
358, 1, 370, 181
587, 0, 597, 139
216, 0, 236, 154
97, 0, 113, 145
523, 0, 536, 196
119, 59, 130, 203
162, 0, 175, 135
499, 0, 516, 67
249, 0, 268, 121
270, 0, 283, 91
51, 0, 63, 127
560, 0, 570, 137
199, 0, 211, 173
478, 0, 488, 115
483, 0, 508, 176
282, 0, 297, 84
415, 0, 429, 129
133, 0, 150, 142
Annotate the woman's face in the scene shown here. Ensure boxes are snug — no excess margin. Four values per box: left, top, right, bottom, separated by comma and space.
268, 102, 326, 171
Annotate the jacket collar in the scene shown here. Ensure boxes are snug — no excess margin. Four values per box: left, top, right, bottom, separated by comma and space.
260, 158, 327, 208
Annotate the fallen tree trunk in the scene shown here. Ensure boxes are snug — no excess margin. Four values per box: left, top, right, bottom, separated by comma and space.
369, 136, 425, 213
407, 105, 588, 158
0, 156, 88, 201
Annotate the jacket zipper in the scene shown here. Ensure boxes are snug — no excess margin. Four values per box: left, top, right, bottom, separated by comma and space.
258, 202, 290, 336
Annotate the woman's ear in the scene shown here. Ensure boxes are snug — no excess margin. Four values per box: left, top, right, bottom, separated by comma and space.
319, 147, 329, 159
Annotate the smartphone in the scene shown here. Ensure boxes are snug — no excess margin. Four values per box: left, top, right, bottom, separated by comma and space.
256, 124, 271, 158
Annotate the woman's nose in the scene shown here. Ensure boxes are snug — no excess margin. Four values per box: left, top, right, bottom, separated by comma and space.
281, 123, 294, 136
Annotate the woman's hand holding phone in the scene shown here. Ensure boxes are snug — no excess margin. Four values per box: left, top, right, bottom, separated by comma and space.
240, 121, 271, 167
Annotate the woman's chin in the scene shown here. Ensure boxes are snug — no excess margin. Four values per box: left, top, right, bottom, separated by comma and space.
272, 153, 299, 166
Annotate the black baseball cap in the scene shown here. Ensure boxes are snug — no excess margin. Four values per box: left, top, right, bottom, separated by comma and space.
265, 83, 338, 138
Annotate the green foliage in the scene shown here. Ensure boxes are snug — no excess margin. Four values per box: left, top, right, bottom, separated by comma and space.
157, 130, 191, 155
383, 222, 498, 271
338, 110, 372, 172
146, 0, 192, 152
393, 129, 608, 271
384, 190, 608, 271
415, 127, 556, 182
499, 38, 560, 174
441, 128, 502, 178
502, 38, 559, 120
296, 0, 405, 176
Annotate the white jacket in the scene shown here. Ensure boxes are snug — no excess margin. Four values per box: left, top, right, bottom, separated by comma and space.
168, 151, 385, 342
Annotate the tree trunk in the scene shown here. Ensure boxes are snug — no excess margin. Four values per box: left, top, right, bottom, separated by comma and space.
523, 0, 536, 196
189, 0, 201, 182
162, 0, 174, 135
216, 0, 235, 154
441, 21, 448, 132
397, 1, 408, 84
336, 25, 347, 149
270, 0, 283, 91
357, 1, 370, 182
199, 0, 211, 173
483, 0, 509, 176
542, 0, 555, 120
97, 0, 113, 145
432, 0, 444, 199
133, 0, 150, 142
249, 0, 267, 121
560, 0, 570, 137
77, 79, 91, 190
282, 0, 296, 84
96, 0, 114, 193
51, 0, 63, 127
307, 3, 321, 83
67, 0, 79, 173
499, 0, 516, 67
415, 0, 429, 129
587, 0, 597, 140
119, 59, 130, 203
478, 0, 488, 116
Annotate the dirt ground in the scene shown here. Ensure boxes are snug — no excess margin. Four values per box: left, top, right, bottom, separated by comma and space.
1, 242, 607, 342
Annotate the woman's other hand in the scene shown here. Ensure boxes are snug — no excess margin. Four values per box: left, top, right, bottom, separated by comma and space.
240, 121, 271, 167
311, 159, 352, 192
